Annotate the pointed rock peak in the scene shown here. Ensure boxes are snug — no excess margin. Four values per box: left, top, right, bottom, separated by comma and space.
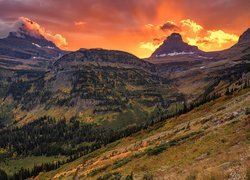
150, 33, 202, 58
238, 28, 250, 43
165, 33, 183, 43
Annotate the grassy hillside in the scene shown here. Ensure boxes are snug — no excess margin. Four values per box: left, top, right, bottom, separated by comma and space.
37, 88, 250, 179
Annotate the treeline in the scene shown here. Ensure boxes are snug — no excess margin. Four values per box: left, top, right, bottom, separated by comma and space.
0, 90, 224, 180
0, 116, 138, 156
0, 117, 143, 179
5, 157, 82, 180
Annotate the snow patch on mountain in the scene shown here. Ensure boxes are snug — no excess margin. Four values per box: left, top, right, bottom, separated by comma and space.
32, 42, 41, 48
156, 51, 195, 57
46, 46, 55, 49
198, 55, 213, 59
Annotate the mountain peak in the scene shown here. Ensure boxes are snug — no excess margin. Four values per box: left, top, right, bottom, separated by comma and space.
151, 33, 202, 58
8, 17, 45, 40
6, 17, 59, 49
0, 17, 65, 59
165, 33, 183, 43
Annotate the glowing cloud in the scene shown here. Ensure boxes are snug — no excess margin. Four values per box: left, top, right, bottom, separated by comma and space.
0, 17, 68, 49
144, 24, 154, 29
139, 42, 160, 52
140, 19, 239, 53
186, 30, 238, 51
19, 17, 68, 48
180, 19, 203, 32
205, 30, 238, 45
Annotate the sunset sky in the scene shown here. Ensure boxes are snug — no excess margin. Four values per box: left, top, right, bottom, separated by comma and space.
0, 0, 250, 58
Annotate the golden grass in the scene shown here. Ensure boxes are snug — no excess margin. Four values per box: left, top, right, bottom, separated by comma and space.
37, 89, 250, 179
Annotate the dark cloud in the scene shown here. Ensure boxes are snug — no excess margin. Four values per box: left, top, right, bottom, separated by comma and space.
0, 0, 162, 27
160, 22, 180, 32
0, 0, 249, 34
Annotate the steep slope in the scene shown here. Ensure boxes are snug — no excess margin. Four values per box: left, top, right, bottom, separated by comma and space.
37, 88, 250, 180
232, 28, 250, 49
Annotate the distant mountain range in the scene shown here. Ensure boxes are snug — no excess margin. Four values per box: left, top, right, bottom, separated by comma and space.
0, 25, 249, 127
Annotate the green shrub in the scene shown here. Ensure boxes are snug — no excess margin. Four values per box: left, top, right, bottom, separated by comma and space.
186, 174, 196, 180
143, 173, 153, 180
125, 172, 133, 180
217, 106, 226, 111
147, 143, 170, 156
245, 107, 250, 115
88, 164, 111, 176
147, 132, 202, 156
97, 172, 122, 180
246, 168, 250, 180
0, 169, 7, 180
113, 157, 132, 169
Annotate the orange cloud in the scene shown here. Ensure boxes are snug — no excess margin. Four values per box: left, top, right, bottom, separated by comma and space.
180, 19, 203, 32
186, 30, 239, 51
139, 42, 160, 51
140, 19, 239, 54
18, 17, 68, 49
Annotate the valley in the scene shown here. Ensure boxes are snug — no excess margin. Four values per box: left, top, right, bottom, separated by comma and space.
0, 17, 249, 180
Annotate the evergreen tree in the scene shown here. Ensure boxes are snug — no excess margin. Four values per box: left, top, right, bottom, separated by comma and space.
0, 169, 7, 180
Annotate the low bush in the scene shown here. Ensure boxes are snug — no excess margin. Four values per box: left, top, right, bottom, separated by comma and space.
245, 107, 250, 115
147, 132, 202, 156
113, 157, 132, 169
88, 164, 111, 177
97, 172, 122, 180
143, 173, 153, 180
